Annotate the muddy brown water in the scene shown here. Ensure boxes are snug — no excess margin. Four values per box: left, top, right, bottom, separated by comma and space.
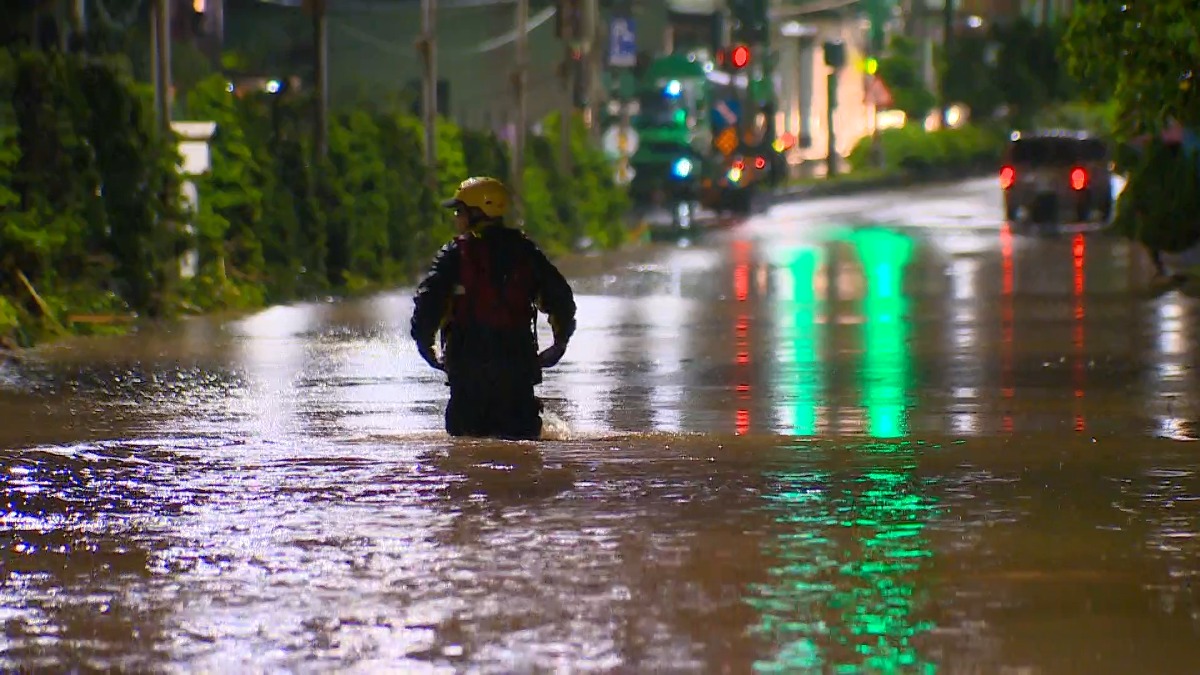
3, 180, 1199, 672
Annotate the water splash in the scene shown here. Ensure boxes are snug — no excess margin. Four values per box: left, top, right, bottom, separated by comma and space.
540, 410, 573, 441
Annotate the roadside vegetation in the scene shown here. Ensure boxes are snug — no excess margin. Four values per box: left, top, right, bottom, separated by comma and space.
1064, 1, 1200, 273
0, 50, 627, 350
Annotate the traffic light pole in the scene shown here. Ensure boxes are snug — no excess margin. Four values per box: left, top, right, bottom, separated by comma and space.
421, 0, 437, 188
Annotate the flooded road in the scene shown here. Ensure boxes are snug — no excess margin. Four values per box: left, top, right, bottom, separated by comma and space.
4, 178, 1200, 672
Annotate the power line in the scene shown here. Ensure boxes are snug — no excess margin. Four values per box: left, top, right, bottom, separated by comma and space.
255, 0, 527, 10
329, 5, 556, 60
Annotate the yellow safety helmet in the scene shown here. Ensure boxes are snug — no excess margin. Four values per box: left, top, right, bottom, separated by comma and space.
441, 176, 509, 219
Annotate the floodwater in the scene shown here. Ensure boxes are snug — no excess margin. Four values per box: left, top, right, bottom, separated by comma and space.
3, 178, 1199, 673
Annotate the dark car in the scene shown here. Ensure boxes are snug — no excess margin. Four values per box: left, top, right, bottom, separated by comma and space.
1000, 130, 1114, 226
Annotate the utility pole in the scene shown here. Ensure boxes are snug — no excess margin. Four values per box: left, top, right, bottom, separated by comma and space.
557, 0, 578, 175
559, 46, 574, 174
511, 0, 529, 220
940, 0, 954, 128
421, 0, 438, 189
152, 0, 171, 136
584, 0, 602, 143
313, 0, 329, 159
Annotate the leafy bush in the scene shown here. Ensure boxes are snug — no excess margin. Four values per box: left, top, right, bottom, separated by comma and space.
879, 36, 937, 124
461, 127, 510, 183
847, 125, 1005, 174
537, 111, 629, 250
0, 294, 17, 332
1, 49, 180, 341
1111, 141, 1200, 254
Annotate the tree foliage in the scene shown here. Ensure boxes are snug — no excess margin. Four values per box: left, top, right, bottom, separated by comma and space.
1, 51, 630, 345
1, 48, 181, 342
1064, 1, 1200, 138
1110, 141, 1200, 253
940, 18, 1077, 127
847, 125, 1005, 174
879, 36, 936, 123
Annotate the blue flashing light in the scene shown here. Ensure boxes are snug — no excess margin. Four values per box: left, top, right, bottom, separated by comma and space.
672, 157, 694, 178
664, 79, 683, 97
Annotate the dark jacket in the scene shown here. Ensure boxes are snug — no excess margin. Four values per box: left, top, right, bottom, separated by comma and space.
410, 223, 576, 384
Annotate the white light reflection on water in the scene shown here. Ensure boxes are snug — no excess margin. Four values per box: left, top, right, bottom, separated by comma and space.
226, 303, 320, 440
947, 256, 983, 436
643, 296, 691, 433
1150, 294, 1197, 441
541, 296, 623, 433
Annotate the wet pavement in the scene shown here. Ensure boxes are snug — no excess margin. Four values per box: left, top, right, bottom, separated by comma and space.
3, 177, 1200, 673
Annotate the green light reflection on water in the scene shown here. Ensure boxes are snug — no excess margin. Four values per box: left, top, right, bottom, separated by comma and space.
772, 246, 824, 437
748, 455, 940, 674
853, 228, 914, 439
749, 230, 935, 673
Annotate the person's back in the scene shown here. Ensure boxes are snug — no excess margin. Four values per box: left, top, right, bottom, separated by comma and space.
411, 177, 576, 440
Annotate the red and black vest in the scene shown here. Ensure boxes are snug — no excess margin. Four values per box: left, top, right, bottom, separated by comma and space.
452, 232, 536, 331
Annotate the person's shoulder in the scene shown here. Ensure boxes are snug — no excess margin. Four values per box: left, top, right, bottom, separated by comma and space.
430, 236, 464, 262
444, 234, 471, 250
501, 226, 542, 249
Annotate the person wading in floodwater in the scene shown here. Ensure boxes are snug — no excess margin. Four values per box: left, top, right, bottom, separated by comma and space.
410, 177, 577, 440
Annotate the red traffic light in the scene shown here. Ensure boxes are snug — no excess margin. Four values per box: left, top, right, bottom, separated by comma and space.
754, 156, 767, 170
730, 44, 751, 69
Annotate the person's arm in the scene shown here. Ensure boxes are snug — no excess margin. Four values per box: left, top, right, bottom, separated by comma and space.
410, 240, 460, 369
526, 238, 576, 366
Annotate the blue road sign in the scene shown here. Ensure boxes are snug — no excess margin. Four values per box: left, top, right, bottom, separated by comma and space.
609, 17, 637, 68
711, 98, 741, 132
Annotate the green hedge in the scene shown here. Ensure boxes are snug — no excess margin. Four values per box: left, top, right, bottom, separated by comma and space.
1, 49, 182, 345
1, 57, 629, 346
847, 125, 1006, 175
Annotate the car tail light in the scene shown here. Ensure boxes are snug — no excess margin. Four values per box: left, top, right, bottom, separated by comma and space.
999, 165, 1016, 190
1070, 166, 1088, 191
754, 156, 767, 170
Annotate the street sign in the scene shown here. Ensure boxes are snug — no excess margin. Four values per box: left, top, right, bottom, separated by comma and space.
715, 127, 738, 155
609, 17, 637, 68
602, 125, 639, 159
711, 98, 741, 132
867, 76, 894, 108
